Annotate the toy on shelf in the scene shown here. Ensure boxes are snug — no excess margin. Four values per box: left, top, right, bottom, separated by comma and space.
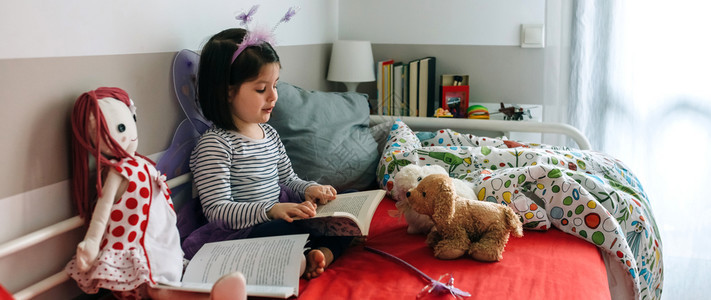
467, 105, 490, 119
497, 102, 532, 121
440, 74, 469, 118
434, 107, 453, 118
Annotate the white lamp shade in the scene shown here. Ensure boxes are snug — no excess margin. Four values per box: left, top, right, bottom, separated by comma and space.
326, 40, 376, 83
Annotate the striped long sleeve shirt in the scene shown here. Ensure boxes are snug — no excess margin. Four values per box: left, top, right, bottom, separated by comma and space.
189, 124, 316, 230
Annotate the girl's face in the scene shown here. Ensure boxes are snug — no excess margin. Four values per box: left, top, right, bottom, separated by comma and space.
229, 63, 280, 131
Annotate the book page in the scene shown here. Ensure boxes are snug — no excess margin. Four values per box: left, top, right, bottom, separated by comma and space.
180, 234, 308, 298
315, 190, 385, 221
293, 190, 385, 236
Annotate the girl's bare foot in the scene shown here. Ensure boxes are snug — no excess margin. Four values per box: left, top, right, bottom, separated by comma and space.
211, 271, 247, 300
146, 272, 246, 300
304, 247, 334, 279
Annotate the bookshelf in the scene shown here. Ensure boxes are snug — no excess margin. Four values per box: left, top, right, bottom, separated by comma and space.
374, 56, 435, 117
371, 59, 543, 143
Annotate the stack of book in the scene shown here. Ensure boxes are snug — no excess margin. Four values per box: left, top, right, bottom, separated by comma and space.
375, 56, 436, 117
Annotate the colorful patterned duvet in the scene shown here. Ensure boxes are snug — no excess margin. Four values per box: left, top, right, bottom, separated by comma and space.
377, 120, 663, 300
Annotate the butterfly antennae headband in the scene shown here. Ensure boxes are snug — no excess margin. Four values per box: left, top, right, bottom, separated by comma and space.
230, 5, 298, 64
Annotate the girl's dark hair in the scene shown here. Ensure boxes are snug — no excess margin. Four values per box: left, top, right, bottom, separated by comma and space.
197, 28, 281, 130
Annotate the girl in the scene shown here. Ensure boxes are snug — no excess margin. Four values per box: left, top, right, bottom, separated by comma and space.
188, 28, 351, 279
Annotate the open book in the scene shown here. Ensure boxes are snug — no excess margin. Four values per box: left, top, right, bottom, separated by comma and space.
295, 189, 386, 236
157, 234, 309, 298
155, 189, 386, 297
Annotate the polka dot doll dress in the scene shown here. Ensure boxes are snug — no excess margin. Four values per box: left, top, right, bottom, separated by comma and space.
66, 157, 183, 298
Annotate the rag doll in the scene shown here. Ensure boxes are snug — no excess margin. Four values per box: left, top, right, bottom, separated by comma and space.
65, 87, 245, 300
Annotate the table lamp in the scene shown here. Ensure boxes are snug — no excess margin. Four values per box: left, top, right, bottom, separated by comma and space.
327, 40, 375, 92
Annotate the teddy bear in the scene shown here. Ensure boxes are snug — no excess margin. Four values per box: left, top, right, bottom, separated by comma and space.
391, 164, 476, 235
406, 174, 523, 261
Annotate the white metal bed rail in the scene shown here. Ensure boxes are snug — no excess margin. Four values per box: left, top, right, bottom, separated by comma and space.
369, 116, 592, 150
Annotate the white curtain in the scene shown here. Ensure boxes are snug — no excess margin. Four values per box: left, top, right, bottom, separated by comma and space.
569, 1, 711, 298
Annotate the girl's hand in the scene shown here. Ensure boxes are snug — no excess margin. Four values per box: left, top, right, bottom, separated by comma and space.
268, 202, 317, 222
305, 185, 337, 205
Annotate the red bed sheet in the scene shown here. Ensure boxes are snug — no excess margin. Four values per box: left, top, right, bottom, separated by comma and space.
294, 198, 610, 300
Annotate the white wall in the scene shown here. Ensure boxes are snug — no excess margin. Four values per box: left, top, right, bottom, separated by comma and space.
0, 0, 338, 59
0, 0, 548, 57
338, 0, 545, 45
0, 0, 550, 60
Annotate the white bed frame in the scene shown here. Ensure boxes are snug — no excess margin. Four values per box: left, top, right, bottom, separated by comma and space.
369, 116, 592, 150
0, 117, 591, 299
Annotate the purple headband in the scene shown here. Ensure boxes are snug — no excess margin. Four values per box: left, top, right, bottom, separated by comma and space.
230, 5, 297, 64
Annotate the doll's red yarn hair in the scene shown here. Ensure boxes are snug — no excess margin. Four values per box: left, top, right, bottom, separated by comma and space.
70, 87, 149, 221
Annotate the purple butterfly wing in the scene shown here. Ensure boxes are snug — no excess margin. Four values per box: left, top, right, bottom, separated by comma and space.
172, 49, 210, 131
156, 49, 211, 179
156, 119, 199, 178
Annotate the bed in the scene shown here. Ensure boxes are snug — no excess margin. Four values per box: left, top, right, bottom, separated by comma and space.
0, 70, 663, 299
258, 82, 663, 299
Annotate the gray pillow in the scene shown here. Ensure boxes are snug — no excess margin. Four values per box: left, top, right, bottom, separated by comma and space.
369, 119, 394, 154
268, 82, 379, 191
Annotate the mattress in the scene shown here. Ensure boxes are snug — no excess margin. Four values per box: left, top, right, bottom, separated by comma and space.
295, 198, 610, 299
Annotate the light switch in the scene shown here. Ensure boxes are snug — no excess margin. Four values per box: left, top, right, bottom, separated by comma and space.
521, 24, 545, 48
